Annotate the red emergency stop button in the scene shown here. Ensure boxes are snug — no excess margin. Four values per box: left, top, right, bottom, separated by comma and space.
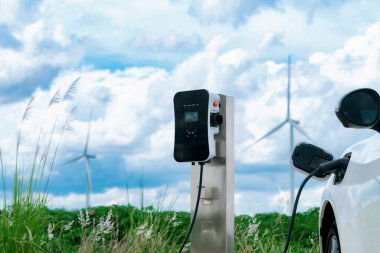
213, 101, 218, 107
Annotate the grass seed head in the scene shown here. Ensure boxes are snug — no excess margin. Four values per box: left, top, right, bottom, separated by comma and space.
47, 223, 54, 241
63, 220, 75, 231
26, 226, 33, 242
78, 209, 91, 227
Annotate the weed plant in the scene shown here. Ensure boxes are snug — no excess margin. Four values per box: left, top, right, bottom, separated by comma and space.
0, 79, 79, 252
235, 208, 319, 253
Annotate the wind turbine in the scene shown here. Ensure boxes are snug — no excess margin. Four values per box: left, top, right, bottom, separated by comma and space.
62, 110, 96, 208
245, 55, 314, 212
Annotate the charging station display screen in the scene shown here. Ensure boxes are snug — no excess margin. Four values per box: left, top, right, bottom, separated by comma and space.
174, 89, 210, 162
184, 112, 198, 122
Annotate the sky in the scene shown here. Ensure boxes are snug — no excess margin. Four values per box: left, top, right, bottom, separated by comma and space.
1, 0, 380, 215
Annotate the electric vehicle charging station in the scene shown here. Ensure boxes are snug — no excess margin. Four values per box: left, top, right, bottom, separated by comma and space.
174, 89, 234, 253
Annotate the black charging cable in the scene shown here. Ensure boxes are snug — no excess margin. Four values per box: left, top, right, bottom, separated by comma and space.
283, 158, 349, 253
177, 162, 204, 253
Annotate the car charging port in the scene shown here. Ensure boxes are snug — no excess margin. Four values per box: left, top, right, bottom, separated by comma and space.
333, 152, 351, 184
318, 158, 350, 178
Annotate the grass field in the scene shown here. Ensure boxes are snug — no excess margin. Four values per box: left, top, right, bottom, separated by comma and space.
0, 203, 320, 252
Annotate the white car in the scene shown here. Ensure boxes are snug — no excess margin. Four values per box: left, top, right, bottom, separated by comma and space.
291, 88, 380, 253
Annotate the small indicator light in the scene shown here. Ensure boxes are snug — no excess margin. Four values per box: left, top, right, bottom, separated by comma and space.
213, 101, 218, 107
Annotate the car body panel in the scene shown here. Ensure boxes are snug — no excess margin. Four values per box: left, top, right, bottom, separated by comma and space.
321, 134, 380, 252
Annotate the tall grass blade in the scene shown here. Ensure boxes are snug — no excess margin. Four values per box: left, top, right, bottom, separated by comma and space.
48, 89, 61, 107
63, 77, 81, 101
21, 96, 35, 123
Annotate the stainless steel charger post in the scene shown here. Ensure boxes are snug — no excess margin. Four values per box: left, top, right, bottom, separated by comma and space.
174, 89, 234, 253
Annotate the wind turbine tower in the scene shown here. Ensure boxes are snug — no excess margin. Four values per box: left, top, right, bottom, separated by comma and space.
62, 110, 96, 208
246, 55, 313, 212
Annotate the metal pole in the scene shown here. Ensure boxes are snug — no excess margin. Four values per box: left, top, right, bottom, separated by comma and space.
84, 157, 91, 208
287, 55, 295, 213
191, 95, 234, 253
287, 55, 291, 120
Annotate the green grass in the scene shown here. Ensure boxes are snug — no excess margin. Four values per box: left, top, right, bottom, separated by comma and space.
235, 208, 319, 252
0, 204, 319, 252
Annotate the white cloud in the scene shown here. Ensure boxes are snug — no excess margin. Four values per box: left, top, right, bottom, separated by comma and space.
0, 20, 79, 100
218, 48, 249, 68
1, 0, 378, 82
259, 32, 284, 48
47, 68, 171, 163
235, 186, 323, 215
31, 0, 202, 67
319, 22, 380, 88
309, 52, 327, 65
47, 185, 185, 211
269, 185, 325, 213
5, 19, 380, 174
186, 0, 278, 26
0, 0, 19, 24
129, 32, 203, 52
125, 122, 174, 166
0, 0, 40, 24
0, 66, 174, 174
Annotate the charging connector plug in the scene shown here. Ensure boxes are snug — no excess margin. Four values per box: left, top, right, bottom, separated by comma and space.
283, 157, 349, 253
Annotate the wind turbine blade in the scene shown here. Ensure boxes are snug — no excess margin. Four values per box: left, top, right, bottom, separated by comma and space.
84, 157, 92, 208
58, 155, 84, 166
291, 121, 315, 143
254, 120, 287, 144
241, 139, 256, 151
84, 108, 93, 155
243, 120, 288, 151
